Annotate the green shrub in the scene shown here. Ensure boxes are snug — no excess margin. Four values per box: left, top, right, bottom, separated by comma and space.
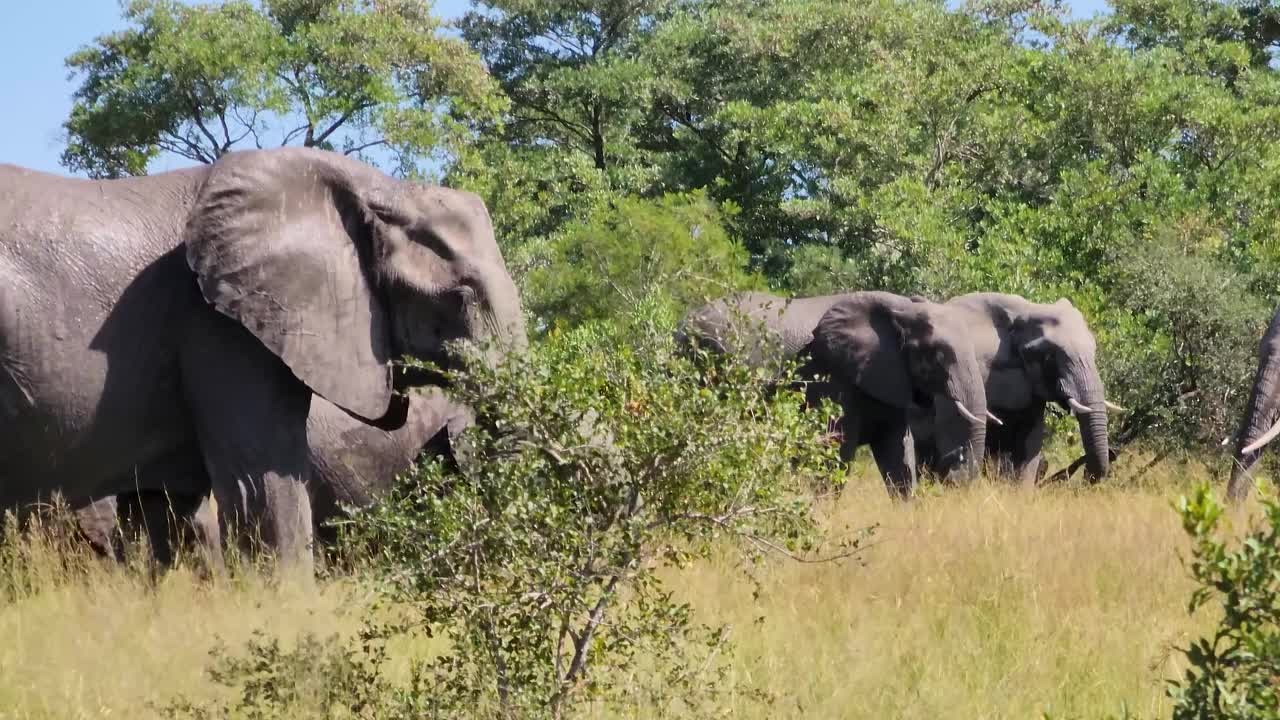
1169, 481, 1280, 719
166, 298, 868, 719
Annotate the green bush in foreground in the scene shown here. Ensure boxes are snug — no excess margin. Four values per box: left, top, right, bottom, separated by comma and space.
1170, 482, 1280, 719
166, 299, 868, 719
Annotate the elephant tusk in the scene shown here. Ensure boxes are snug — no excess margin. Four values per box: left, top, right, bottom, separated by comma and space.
1067, 397, 1093, 415
986, 410, 1004, 426
1104, 400, 1127, 413
1242, 420, 1280, 455
954, 401, 984, 425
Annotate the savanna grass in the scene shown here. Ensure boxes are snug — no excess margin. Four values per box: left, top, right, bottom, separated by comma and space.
0, 456, 1260, 719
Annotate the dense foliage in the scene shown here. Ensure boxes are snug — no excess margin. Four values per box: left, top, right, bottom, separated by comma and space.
1170, 482, 1280, 719
62, 0, 503, 178
64, 0, 1280, 457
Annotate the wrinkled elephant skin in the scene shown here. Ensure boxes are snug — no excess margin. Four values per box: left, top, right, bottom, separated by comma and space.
0, 147, 525, 574
915, 293, 1114, 486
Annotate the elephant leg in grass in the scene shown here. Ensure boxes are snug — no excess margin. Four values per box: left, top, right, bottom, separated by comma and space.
114, 491, 222, 573
871, 417, 918, 499
838, 393, 918, 499
986, 402, 1047, 488
181, 310, 313, 573
74, 448, 223, 574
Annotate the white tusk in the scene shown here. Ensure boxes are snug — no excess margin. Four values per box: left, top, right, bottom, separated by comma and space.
1068, 397, 1092, 415
986, 410, 1004, 426
1242, 420, 1280, 455
1104, 400, 1126, 413
954, 401, 983, 425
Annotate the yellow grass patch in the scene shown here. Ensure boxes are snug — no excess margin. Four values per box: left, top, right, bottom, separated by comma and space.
0, 463, 1260, 719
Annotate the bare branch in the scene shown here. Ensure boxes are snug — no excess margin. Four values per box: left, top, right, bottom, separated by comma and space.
674, 511, 872, 564
343, 139, 389, 156
282, 122, 311, 146
158, 131, 217, 164
312, 102, 375, 146
216, 104, 234, 153
185, 94, 224, 159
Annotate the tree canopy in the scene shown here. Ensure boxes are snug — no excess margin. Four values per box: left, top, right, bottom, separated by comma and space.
60, 0, 1280, 456
62, 0, 504, 178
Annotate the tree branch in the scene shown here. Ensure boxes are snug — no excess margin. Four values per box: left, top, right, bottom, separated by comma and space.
185, 95, 224, 160
343, 138, 389, 156
158, 132, 217, 164
216, 105, 234, 153
312, 103, 375, 146
282, 122, 312, 146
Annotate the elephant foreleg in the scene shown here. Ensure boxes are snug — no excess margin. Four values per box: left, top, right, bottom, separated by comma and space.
837, 411, 864, 465
1011, 411, 1047, 489
74, 496, 123, 561
870, 417, 917, 500
181, 312, 315, 576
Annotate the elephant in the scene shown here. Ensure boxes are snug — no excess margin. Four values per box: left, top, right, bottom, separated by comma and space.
911, 293, 1118, 486
1227, 303, 1280, 502
674, 291, 850, 410
676, 291, 996, 489
74, 388, 472, 568
0, 146, 525, 574
805, 291, 992, 497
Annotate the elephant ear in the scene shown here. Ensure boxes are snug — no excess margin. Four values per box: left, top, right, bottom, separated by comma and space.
811, 298, 917, 408
184, 148, 394, 422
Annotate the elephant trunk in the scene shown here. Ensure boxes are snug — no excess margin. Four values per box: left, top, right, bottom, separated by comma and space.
1063, 359, 1110, 482
1229, 320, 1280, 502
477, 275, 529, 363
945, 360, 989, 482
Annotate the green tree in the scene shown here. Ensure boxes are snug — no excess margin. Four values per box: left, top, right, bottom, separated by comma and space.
523, 190, 761, 330
458, 0, 668, 177
62, 0, 503, 178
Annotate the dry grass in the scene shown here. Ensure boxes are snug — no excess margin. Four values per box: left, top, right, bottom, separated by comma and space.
0, 460, 1261, 719
652, 465, 1220, 719
0, 518, 374, 720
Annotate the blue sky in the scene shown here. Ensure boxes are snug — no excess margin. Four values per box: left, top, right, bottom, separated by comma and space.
0, 0, 1110, 177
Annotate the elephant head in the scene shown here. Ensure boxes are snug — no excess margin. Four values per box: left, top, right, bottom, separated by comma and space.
184, 148, 526, 427
1228, 304, 1280, 502
809, 292, 991, 480
1000, 298, 1114, 481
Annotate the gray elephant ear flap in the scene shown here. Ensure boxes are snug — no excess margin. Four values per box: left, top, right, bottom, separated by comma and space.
183, 148, 395, 422
885, 305, 937, 352
812, 299, 915, 408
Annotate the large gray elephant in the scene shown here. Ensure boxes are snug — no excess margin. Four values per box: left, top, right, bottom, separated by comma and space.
913, 293, 1118, 485
0, 147, 524, 574
805, 292, 991, 497
75, 388, 471, 567
676, 291, 996, 490
1227, 303, 1280, 502
675, 291, 849, 409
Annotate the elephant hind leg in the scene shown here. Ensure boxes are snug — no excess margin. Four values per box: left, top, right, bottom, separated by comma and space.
116, 490, 223, 576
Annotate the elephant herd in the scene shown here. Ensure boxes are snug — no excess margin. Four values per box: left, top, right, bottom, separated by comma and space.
674, 290, 1119, 497
0, 145, 1277, 580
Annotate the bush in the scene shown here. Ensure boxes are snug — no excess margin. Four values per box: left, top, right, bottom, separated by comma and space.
1168, 481, 1280, 719
167, 298, 869, 719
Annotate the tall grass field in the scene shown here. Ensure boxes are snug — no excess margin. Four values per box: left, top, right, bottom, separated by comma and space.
0, 462, 1250, 719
